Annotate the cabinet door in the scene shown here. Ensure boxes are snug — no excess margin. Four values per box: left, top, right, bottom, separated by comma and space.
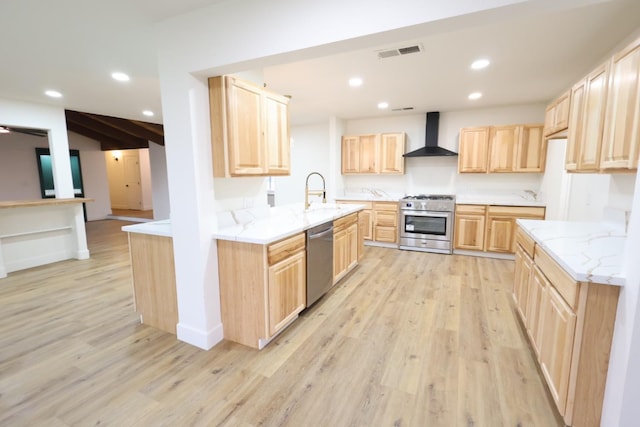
578, 62, 610, 171
360, 209, 373, 241
527, 266, 547, 356
357, 211, 367, 259
264, 92, 290, 175
225, 77, 267, 175
346, 222, 358, 270
341, 136, 360, 174
545, 91, 571, 137
358, 134, 379, 173
458, 127, 490, 173
267, 250, 306, 337
488, 125, 518, 172
513, 244, 533, 322
601, 36, 640, 171
485, 215, 516, 253
379, 133, 406, 174
333, 228, 347, 283
539, 283, 577, 416
453, 213, 485, 251
373, 205, 398, 243
515, 125, 546, 172
566, 79, 586, 171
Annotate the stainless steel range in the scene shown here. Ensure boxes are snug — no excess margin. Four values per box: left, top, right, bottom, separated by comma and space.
399, 194, 455, 254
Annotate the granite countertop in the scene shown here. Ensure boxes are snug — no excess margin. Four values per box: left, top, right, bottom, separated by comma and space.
213, 202, 364, 244
517, 219, 626, 286
122, 219, 172, 237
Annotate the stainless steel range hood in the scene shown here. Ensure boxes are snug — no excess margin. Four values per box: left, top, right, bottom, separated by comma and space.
403, 112, 458, 157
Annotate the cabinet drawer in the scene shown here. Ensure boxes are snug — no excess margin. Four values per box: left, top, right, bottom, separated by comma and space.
334, 213, 358, 232
516, 227, 536, 257
534, 245, 578, 309
375, 211, 398, 227
374, 226, 397, 243
268, 233, 305, 266
487, 205, 546, 218
373, 202, 399, 212
456, 204, 487, 215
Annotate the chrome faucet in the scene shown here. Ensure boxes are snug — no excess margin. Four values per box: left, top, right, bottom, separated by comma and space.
305, 171, 326, 210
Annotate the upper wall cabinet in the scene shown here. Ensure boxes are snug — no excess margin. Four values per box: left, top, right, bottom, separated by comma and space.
544, 90, 570, 139
341, 132, 405, 175
562, 36, 640, 173
459, 124, 545, 173
208, 75, 291, 177
600, 36, 640, 171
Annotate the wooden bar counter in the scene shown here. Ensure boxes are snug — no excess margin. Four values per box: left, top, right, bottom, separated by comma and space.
0, 198, 91, 278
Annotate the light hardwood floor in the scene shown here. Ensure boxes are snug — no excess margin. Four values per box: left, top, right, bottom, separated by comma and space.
0, 220, 563, 426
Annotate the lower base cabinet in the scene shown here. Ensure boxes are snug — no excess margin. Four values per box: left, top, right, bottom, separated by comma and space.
513, 226, 620, 426
333, 213, 359, 284
218, 233, 306, 349
128, 233, 178, 334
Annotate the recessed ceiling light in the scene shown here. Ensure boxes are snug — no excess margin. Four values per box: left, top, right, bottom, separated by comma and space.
468, 92, 483, 100
44, 90, 63, 98
142, 110, 154, 117
471, 59, 490, 70
111, 72, 130, 82
377, 102, 389, 109
348, 77, 363, 87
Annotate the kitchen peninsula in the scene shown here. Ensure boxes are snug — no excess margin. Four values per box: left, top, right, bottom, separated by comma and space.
0, 198, 91, 278
123, 202, 364, 349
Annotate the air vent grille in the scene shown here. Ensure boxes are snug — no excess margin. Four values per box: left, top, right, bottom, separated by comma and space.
391, 107, 414, 112
377, 43, 423, 59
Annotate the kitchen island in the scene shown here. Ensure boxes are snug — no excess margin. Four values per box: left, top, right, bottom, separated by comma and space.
514, 219, 625, 427
0, 198, 91, 278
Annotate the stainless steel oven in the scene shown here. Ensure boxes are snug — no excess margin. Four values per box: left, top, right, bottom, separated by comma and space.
399, 195, 455, 254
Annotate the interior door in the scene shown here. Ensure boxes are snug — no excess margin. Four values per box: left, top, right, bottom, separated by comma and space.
124, 151, 142, 210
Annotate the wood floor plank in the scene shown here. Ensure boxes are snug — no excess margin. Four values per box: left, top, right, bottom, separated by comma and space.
0, 220, 563, 426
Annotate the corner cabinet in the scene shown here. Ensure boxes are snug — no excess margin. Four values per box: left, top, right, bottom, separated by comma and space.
513, 225, 620, 427
217, 233, 306, 349
341, 133, 405, 175
209, 75, 290, 177
453, 204, 545, 254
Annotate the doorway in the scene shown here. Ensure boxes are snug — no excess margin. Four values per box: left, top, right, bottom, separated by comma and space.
105, 149, 154, 219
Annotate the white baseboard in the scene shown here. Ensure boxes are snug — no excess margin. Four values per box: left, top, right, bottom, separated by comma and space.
176, 322, 224, 350
6, 250, 75, 273
453, 249, 515, 260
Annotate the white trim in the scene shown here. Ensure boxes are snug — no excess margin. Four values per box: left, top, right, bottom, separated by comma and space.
176, 322, 224, 350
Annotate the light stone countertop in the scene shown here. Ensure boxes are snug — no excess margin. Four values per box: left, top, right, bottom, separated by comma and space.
212, 202, 365, 244
122, 219, 172, 238
456, 190, 546, 207
517, 219, 626, 286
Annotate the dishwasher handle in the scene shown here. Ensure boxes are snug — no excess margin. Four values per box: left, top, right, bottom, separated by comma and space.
308, 226, 333, 239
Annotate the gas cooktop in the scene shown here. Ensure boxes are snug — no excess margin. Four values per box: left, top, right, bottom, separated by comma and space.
402, 194, 455, 201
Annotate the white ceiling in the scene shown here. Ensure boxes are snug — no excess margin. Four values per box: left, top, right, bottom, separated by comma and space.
1, 0, 639, 127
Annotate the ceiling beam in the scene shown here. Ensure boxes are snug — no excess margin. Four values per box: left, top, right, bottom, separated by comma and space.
65, 110, 164, 145
66, 121, 149, 150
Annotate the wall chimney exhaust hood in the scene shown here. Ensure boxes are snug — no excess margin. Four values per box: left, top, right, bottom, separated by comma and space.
403, 112, 458, 157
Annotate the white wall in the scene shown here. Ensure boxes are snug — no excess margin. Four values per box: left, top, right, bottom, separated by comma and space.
341, 105, 546, 196
149, 142, 170, 220
139, 148, 153, 210
0, 128, 111, 221
273, 123, 331, 206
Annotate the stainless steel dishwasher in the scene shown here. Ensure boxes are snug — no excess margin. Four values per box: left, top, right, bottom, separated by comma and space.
306, 221, 334, 307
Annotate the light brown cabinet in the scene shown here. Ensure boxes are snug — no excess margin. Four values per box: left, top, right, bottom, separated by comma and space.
218, 233, 305, 349
513, 225, 620, 427
600, 36, 640, 171
565, 79, 586, 171
373, 202, 398, 244
458, 127, 490, 173
341, 133, 405, 175
209, 75, 290, 177
453, 204, 486, 251
544, 90, 571, 138
454, 204, 545, 254
459, 124, 546, 173
333, 213, 359, 284
128, 233, 178, 335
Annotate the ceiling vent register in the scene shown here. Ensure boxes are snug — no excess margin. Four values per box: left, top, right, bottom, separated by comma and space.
377, 43, 423, 59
